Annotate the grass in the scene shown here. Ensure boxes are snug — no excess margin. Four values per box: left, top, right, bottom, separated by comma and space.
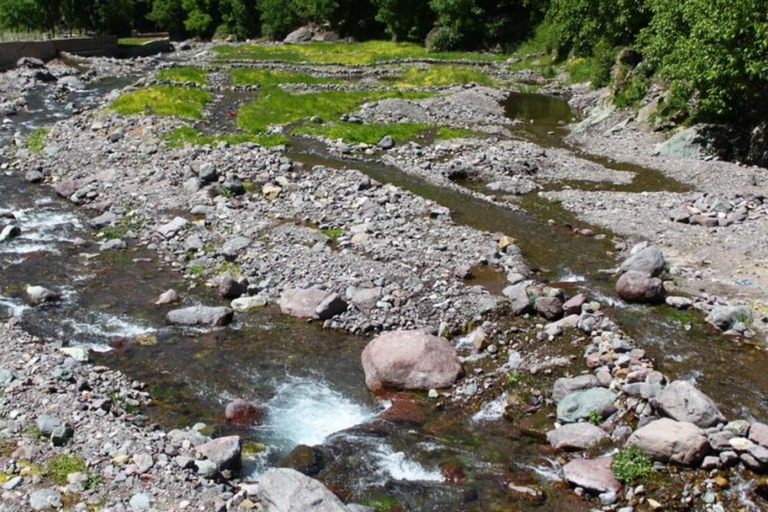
26, 128, 49, 152
322, 228, 345, 239
118, 37, 163, 46
237, 86, 432, 133
567, 57, 601, 84
394, 66, 494, 87
212, 40, 508, 65
217, 261, 241, 276
156, 66, 207, 85
100, 215, 143, 240
612, 446, 654, 484
297, 121, 430, 144
436, 126, 476, 140
163, 126, 290, 148
110, 85, 211, 119
230, 68, 335, 86
46, 454, 86, 485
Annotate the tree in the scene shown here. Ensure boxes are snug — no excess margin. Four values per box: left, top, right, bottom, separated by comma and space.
181, 0, 217, 37
219, 0, 260, 39
147, 0, 186, 37
0, 0, 45, 32
372, 0, 433, 41
95, 0, 136, 35
258, 0, 338, 39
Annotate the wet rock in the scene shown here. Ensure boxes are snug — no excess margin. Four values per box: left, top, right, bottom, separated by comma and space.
278, 445, 326, 476
278, 288, 346, 320
619, 245, 666, 277
557, 388, 617, 424
157, 217, 189, 238
258, 468, 350, 512
547, 423, 610, 451
705, 305, 753, 331
379, 397, 427, 425
361, 330, 463, 392
17, 56, 45, 68
196, 436, 242, 473
231, 295, 268, 312
218, 276, 249, 299
29, 488, 62, 511
535, 296, 563, 321
0, 224, 21, 242
627, 418, 709, 466
507, 483, 545, 503
155, 289, 180, 305
26, 285, 60, 305
553, 374, 601, 403
225, 399, 265, 426
616, 271, 665, 303
562, 457, 620, 494
166, 306, 234, 327
378, 135, 395, 150
653, 380, 725, 428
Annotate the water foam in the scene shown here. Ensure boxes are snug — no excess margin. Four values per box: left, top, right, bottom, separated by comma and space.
62, 311, 156, 341
471, 392, 508, 423
371, 444, 445, 482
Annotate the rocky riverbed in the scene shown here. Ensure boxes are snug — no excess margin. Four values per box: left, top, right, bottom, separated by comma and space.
1, 43, 768, 511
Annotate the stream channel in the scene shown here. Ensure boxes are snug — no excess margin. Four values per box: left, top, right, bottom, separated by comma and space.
1, 71, 767, 511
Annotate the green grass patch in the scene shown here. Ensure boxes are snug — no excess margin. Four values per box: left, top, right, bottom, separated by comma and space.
157, 66, 207, 85
394, 66, 494, 87
361, 497, 402, 512
163, 126, 289, 148
213, 40, 507, 65
297, 121, 431, 145
100, 215, 143, 240
230, 68, 334, 86
110, 85, 211, 119
237, 86, 432, 133
435, 126, 476, 140
612, 446, 654, 484
322, 228, 345, 239
46, 454, 86, 485
118, 37, 163, 46
26, 128, 49, 152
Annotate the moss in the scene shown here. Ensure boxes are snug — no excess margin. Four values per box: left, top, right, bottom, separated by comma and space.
322, 228, 345, 239
46, 454, 86, 486
296, 122, 431, 145
230, 68, 334, 86
217, 261, 241, 276
187, 264, 206, 276
394, 66, 494, 87
163, 126, 290, 148
157, 66, 207, 85
26, 128, 50, 153
361, 496, 402, 512
110, 85, 211, 119
242, 441, 267, 456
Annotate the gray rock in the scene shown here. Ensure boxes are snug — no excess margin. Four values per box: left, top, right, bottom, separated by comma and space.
553, 374, 601, 403
547, 422, 610, 451
129, 493, 151, 512
218, 276, 248, 299
656, 126, 712, 160
157, 217, 189, 238
557, 388, 617, 424
279, 288, 344, 320
616, 271, 665, 303
378, 135, 395, 150
666, 296, 693, 309
619, 245, 666, 277
30, 489, 62, 511
155, 289, 180, 305
51, 422, 74, 446
562, 457, 620, 493
502, 283, 532, 315
350, 287, 381, 311
315, 293, 348, 320
231, 295, 268, 312
258, 468, 350, 512
196, 436, 242, 472
284, 26, 315, 44
25, 170, 44, 183
36, 415, 61, 437
221, 236, 252, 258
199, 162, 217, 183
99, 239, 126, 251
133, 453, 154, 474
0, 369, 15, 388
223, 174, 245, 195
627, 418, 710, 466
195, 459, 218, 478
2, 476, 21, 490
535, 296, 563, 321
89, 211, 117, 228
653, 380, 725, 428
705, 306, 753, 331
166, 306, 234, 327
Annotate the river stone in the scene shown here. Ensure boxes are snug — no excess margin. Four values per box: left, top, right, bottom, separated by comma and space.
705, 305, 753, 331
196, 436, 242, 472
563, 293, 587, 315
350, 287, 381, 311
562, 457, 620, 493
279, 288, 346, 319
195, 459, 218, 478
129, 493, 151, 512
627, 418, 709, 466
100, 238, 126, 251
155, 289, 180, 305
278, 445, 326, 476
30, 489, 62, 511
616, 271, 665, 303
749, 422, 768, 448
316, 293, 348, 320
225, 399, 265, 426
503, 283, 533, 315
547, 422, 610, 450
258, 468, 350, 512
166, 306, 234, 327
535, 296, 563, 321
557, 388, 617, 424
653, 380, 725, 428
218, 276, 248, 299
619, 245, 666, 277
89, 211, 117, 228
157, 217, 188, 238
666, 296, 693, 309
553, 374, 601, 403
231, 295, 268, 312
26, 285, 60, 305
361, 330, 463, 392
36, 415, 61, 437
0, 224, 21, 242
221, 236, 252, 258
59, 346, 89, 362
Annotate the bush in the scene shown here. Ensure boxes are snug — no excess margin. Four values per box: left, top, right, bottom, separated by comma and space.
611, 446, 653, 484
373, 0, 435, 42
425, 26, 460, 52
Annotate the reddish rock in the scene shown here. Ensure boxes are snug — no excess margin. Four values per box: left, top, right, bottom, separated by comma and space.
225, 399, 265, 426
562, 293, 587, 315
750, 422, 768, 448
440, 462, 465, 483
616, 271, 665, 303
627, 418, 709, 466
562, 457, 620, 493
380, 398, 427, 425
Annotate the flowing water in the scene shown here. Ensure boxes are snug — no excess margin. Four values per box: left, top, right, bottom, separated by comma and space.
1, 72, 767, 510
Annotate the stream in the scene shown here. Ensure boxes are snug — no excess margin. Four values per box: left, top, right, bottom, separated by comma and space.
1, 68, 767, 510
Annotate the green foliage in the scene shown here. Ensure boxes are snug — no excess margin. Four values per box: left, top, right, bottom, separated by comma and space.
258, 0, 338, 39
361, 497, 402, 512
322, 228, 345, 239
639, 0, 768, 122
100, 215, 143, 240
373, 0, 434, 42
611, 446, 654, 483
110, 85, 211, 119
26, 128, 49, 153
157, 66, 207, 84
230, 68, 333, 86
395, 65, 493, 87
0, 0, 44, 32
435, 126, 475, 139
506, 372, 524, 386
146, 0, 186, 36
219, 0, 259, 39
587, 410, 602, 425
237, 86, 432, 133
187, 264, 205, 275
163, 126, 290, 147
297, 122, 431, 144
46, 454, 86, 486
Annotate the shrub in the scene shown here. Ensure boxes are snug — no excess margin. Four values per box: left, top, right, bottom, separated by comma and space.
611, 446, 653, 484
425, 26, 460, 52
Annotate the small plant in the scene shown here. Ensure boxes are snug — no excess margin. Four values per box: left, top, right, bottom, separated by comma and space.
506, 372, 524, 386
187, 264, 205, 276
47, 454, 86, 485
587, 410, 603, 425
26, 128, 50, 153
100, 215, 143, 240
322, 228, 345, 239
611, 446, 653, 484
217, 261, 241, 276
218, 187, 235, 198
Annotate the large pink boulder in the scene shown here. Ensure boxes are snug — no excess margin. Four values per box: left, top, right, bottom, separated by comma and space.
361, 330, 463, 392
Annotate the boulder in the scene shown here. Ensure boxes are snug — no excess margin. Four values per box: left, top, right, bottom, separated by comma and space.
155, 289, 180, 305
557, 388, 617, 424
534, 296, 563, 321
627, 418, 709, 466
502, 283, 532, 315
653, 380, 725, 428
231, 295, 268, 312
547, 423, 610, 451
156, 217, 189, 238
552, 374, 601, 403
361, 330, 463, 392
0, 224, 21, 242
258, 468, 349, 512
218, 276, 248, 299
196, 436, 242, 473
30, 489, 62, 511
563, 293, 587, 315
619, 245, 666, 277
26, 285, 60, 305
166, 306, 234, 327
225, 400, 265, 426
350, 287, 381, 311
278, 445, 326, 476
616, 271, 665, 303
278, 288, 347, 320
749, 422, 768, 448
221, 236, 252, 258
705, 306, 753, 331
562, 457, 620, 494
378, 135, 395, 150
284, 26, 315, 44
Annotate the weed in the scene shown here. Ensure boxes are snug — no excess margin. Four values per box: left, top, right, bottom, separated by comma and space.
587, 410, 603, 425
611, 446, 653, 484
217, 261, 241, 276
26, 128, 50, 153
156, 67, 207, 85
435, 127, 475, 140
187, 264, 205, 275
507, 372, 524, 386
361, 496, 403, 512
46, 454, 86, 485
100, 215, 143, 240
110, 85, 211, 119
322, 228, 345, 239
219, 187, 235, 198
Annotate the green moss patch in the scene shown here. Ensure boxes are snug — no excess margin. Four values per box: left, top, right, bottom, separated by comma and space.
394, 66, 494, 87
110, 85, 211, 119
157, 67, 207, 85
163, 126, 289, 148
230, 68, 335, 86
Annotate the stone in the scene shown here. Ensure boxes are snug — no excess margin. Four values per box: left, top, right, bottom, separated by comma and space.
257, 468, 350, 512
157, 217, 189, 238
378, 135, 394, 150
547, 423, 610, 451
350, 288, 381, 311
556, 388, 617, 424
155, 289, 180, 305
616, 271, 665, 303
627, 418, 709, 466
0, 224, 21, 242
535, 296, 563, 321
361, 330, 463, 392
195, 459, 218, 478
0, 369, 14, 387
278, 288, 346, 320
315, 293, 348, 320
133, 453, 154, 474
51, 422, 74, 446
552, 374, 601, 403
225, 399, 265, 426
284, 26, 315, 43
503, 283, 533, 315
100, 238, 126, 251
129, 493, 151, 512
231, 295, 268, 312
562, 457, 620, 493
666, 296, 693, 309
278, 445, 326, 476
218, 276, 248, 299
199, 162, 217, 182
196, 436, 242, 472
30, 489, 62, 511
563, 293, 587, 315
26, 285, 60, 305
749, 422, 768, 448
221, 236, 252, 258
36, 415, 61, 437
166, 306, 234, 327
263, 183, 283, 199
90, 212, 117, 229
619, 245, 666, 277
653, 380, 725, 428
705, 306, 753, 331
59, 346, 89, 362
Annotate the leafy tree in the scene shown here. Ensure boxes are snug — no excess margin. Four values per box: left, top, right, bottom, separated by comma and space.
258, 0, 338, 39
219, 0, 260, 39
428, 0, 483, 49
147, 0, 186, 37
372, 0, 434, 42
181, 0, 217, 37
95, 0, 136, 35
0, 0, 45, 32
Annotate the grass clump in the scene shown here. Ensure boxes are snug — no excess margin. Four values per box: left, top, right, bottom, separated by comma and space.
100, 215, 143, 240
110, 85, 211, 119
611, 446, 653, 484
26, 128, 50, 153
394, 66, 494, 87
296, 121, 430, 145
163, 126, 289, 148
322, 228, 345, 239
118, 37, 163, 46
237, 86, 432, 133
230, 68, 334, 86
156, 67, 207, 85
47, 454, 86, 485
435, 126, 475, 140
